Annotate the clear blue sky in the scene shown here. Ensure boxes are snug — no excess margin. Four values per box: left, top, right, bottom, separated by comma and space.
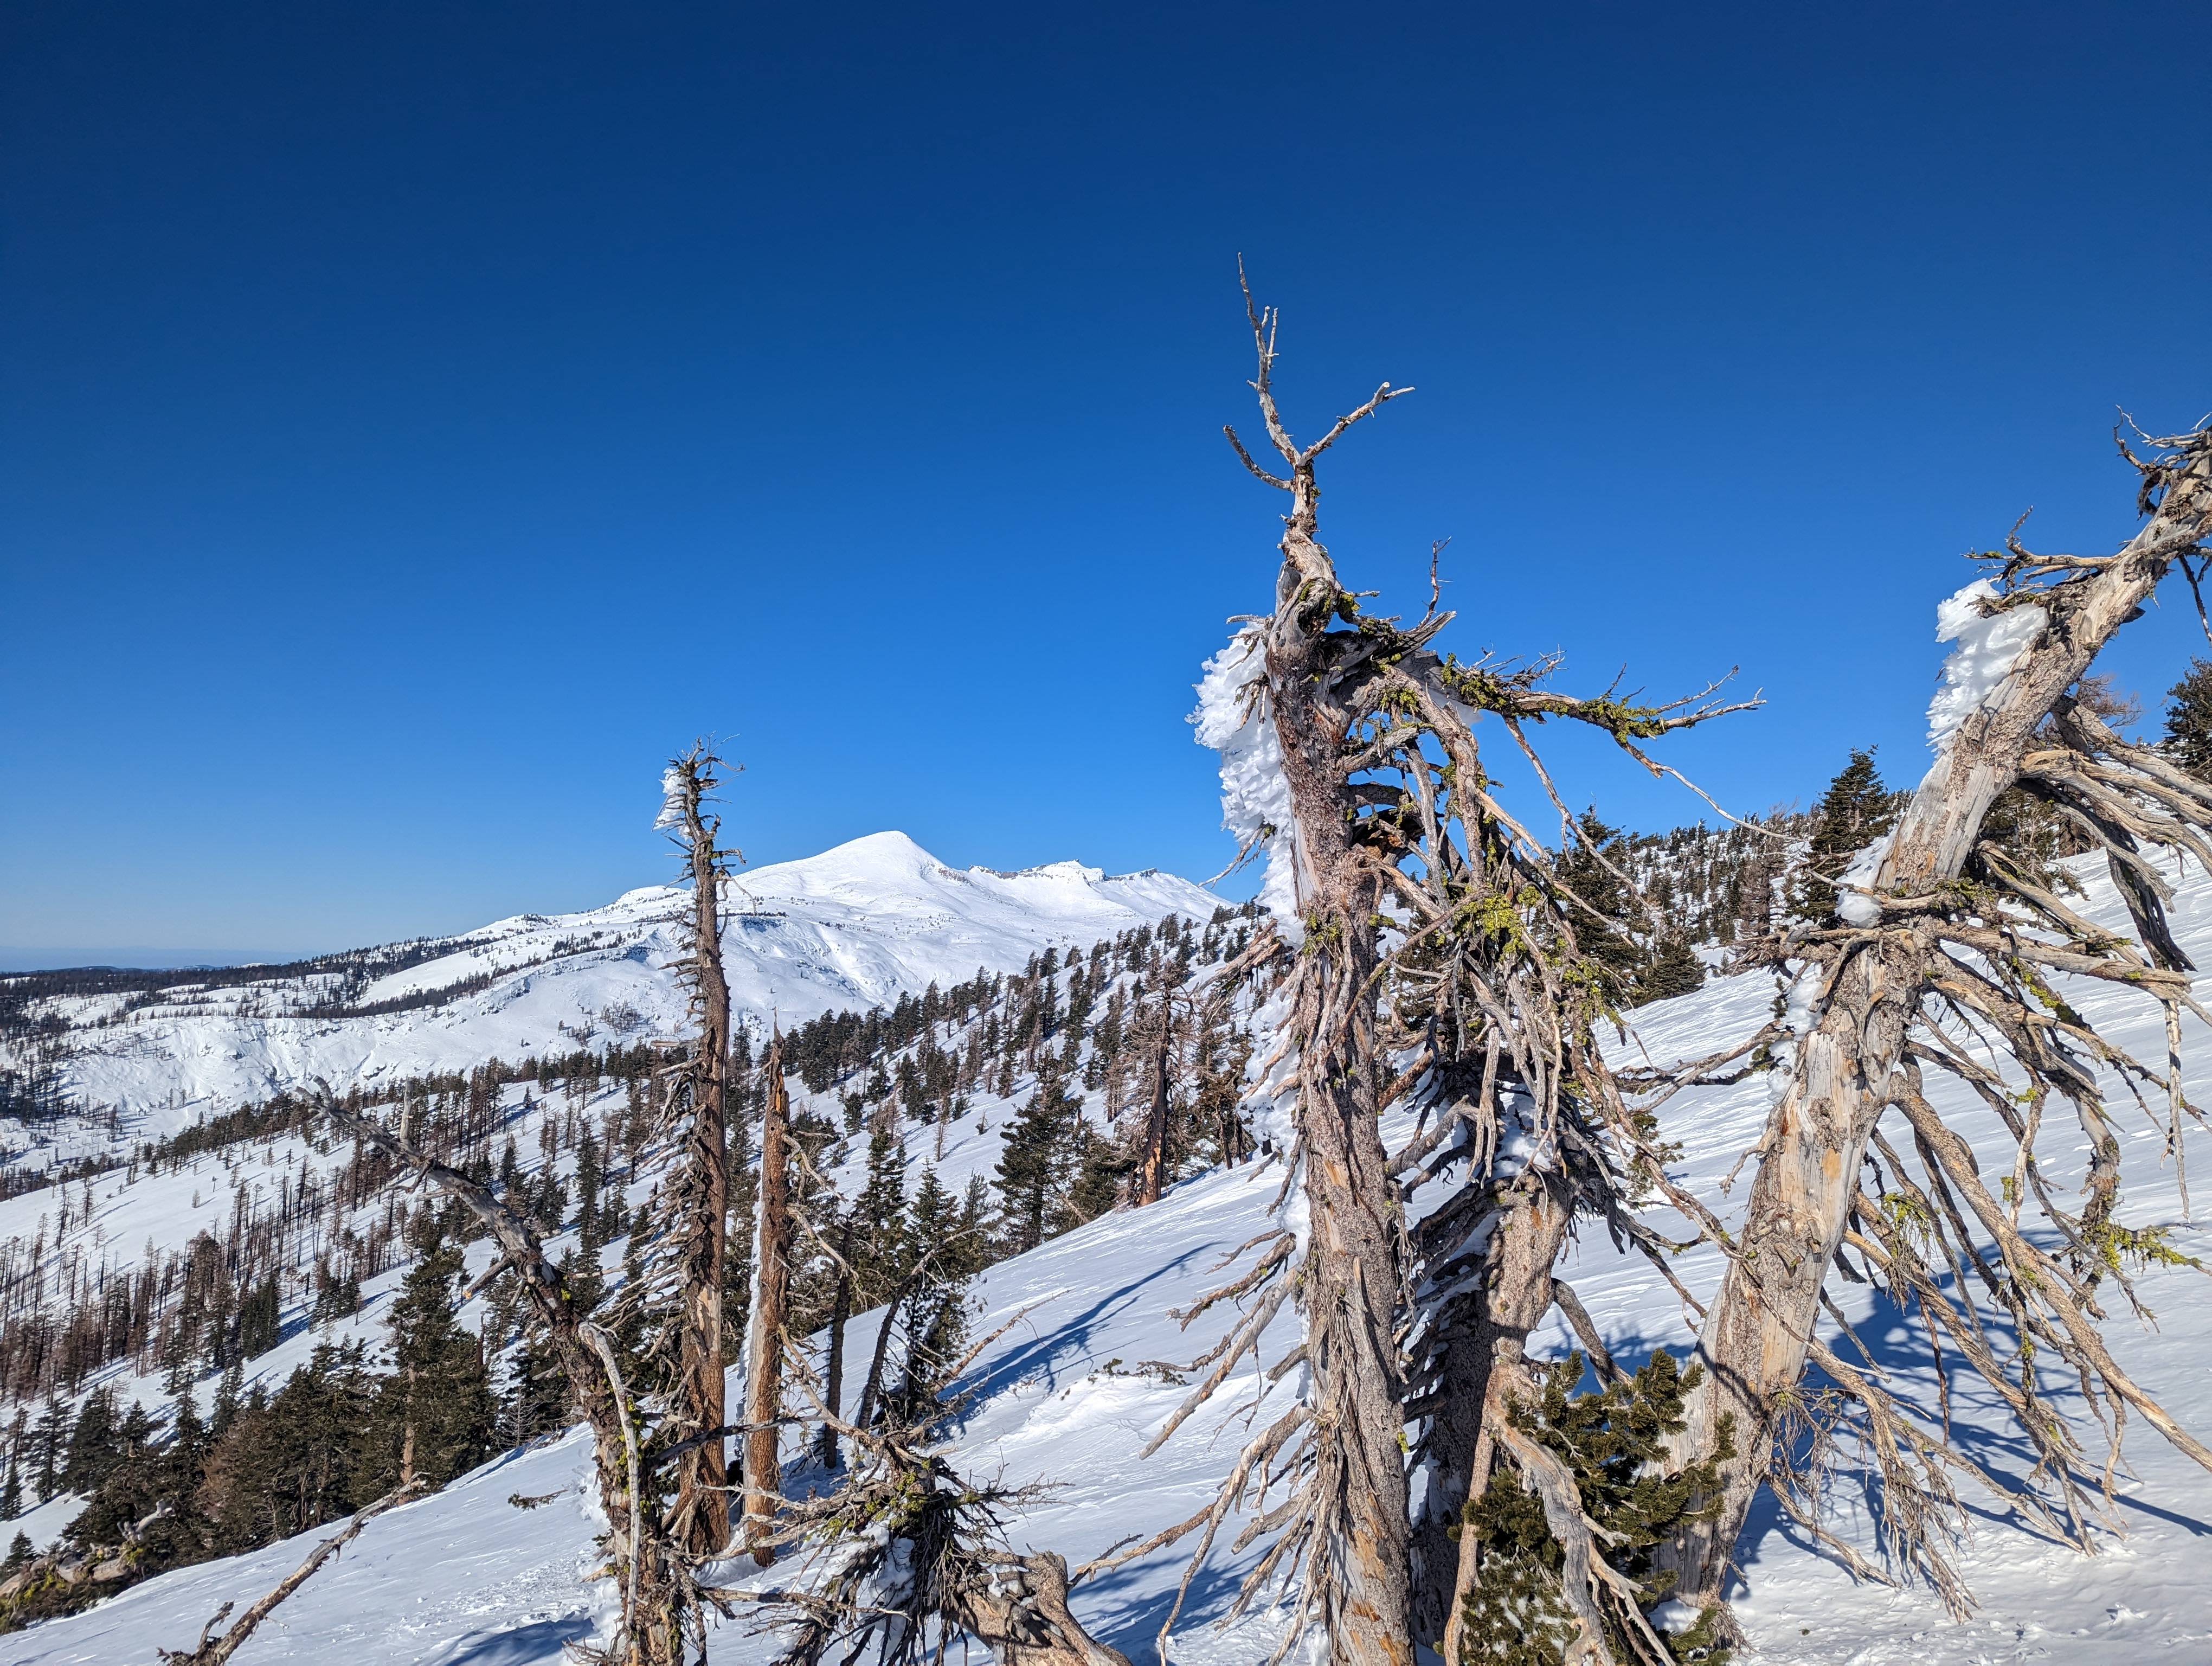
4, 3, 2209, 964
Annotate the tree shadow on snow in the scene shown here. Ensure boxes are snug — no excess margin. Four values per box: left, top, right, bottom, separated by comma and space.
433, 1614, 597, 1665
1720, 1266, 2212, 1598
944, 1245, 1214, 1424
1070, 1535, 1281, 1664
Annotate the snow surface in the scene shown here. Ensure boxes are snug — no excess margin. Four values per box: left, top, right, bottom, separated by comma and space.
8, 844, 2212, 1664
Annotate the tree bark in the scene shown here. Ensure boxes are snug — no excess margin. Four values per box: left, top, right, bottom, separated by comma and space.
742, 1034, 793, 1563
1418, 1170, 1572, 1655
1132, 1015, 1173, 1207
1265, 445, 1414, 1666
673, 760, 733, 1558
1661, 435, 2212, 1607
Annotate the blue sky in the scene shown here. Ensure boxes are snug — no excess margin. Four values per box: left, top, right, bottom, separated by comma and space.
4, 3, 2209, 963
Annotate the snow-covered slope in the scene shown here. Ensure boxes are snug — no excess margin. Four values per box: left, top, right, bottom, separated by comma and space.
3, 831, 1216, 1141
7, 849, 2212, 1664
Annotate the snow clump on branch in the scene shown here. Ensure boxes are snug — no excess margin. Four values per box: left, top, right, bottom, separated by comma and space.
1191, 624, 1300, 934
1832, 579, 2047, 928
654, 765, 688, 832
1925, 579, 2048, 753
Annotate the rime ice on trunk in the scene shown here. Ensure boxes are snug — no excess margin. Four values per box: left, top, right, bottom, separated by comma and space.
1149, 271, 1753, 1665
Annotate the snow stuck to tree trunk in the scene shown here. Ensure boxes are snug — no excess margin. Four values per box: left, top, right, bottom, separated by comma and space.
1191, 624, 1298, 932
1925, 578, 2048, 754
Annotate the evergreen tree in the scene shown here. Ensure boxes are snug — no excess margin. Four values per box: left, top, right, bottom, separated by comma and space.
238, 1271, 281, 1360
1455, 1351, 1734, 1665
199, 1341, 378, 1554
1790, 747, 1900, 922
501, 1324, 571, 1446
60, 1389, 117, 1497
851, 1126, 911, 1303
2163, 658, 2212, 778
30, 1397, 65, 1502
1063, 1123, 1126, 1226
0, 1457, 18, 1523
1555, 812, 1643, 1007
576, 1130, 604, 1255
994, 1068, 1079, 1253
353, 1226, 493, 1501
1633, 936, 1706, 1006
882, 1169, 981, 1430
211, 1360, 244, 1438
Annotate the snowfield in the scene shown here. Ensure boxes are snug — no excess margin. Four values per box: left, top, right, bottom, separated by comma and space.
6, 839, 2212, 1663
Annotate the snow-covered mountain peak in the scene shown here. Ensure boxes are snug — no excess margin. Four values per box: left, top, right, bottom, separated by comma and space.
2, 832, 1224, 1142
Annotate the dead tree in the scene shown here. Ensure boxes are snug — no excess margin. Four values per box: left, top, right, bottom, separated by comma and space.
659, 744, 740, 1557
157, 1483, 421, 1666
317, 1088, 712, 1665
740, 1404, 1132, 1666
1127, 271, 1754, 1665
1657, 423, 2212, 1618
742, 1030, 795, 1562
1130, 1002, 1175, 1208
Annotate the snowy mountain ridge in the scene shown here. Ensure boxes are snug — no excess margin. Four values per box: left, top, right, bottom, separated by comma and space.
1, 831, 1218, 1151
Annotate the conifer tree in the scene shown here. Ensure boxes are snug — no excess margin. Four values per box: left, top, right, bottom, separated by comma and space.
355, 1225, 492, 1500
851, 1125, 911, 1297
1064, 1125, 1126, 1225
2161, 657, 2212, 777
1789, 746, 1898, 921
1634, 935, 1705, 1005
993, 1068, 1077, 1254
1555, 812, 1644, 1007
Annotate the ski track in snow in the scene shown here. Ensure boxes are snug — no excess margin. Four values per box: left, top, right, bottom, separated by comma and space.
9, 844, 2212, 1662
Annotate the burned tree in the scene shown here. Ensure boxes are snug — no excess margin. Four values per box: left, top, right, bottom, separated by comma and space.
1657, 422, 2212, 1619
1128, 272, 1753, 1665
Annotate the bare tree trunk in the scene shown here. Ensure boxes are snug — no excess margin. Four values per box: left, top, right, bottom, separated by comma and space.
319, 1093, 682, 1663
955, 1550, 1137, 1666
814, 1217, 854, 1466
1417, 1170, 1572, 1654
1132, 1015, 1172, 1207
668, 749, 734, 1558
1240, 291, 1414, 1664
742, 1033, 794, 1563
1661, 432, 2212, 1608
